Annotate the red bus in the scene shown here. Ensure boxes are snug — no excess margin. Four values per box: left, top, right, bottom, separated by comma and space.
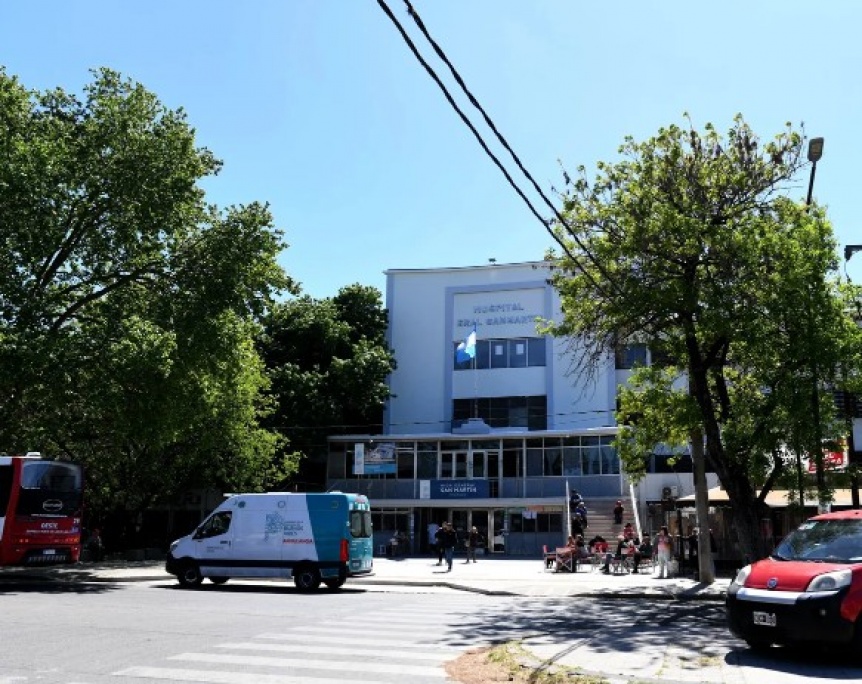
0, 453, 83, 566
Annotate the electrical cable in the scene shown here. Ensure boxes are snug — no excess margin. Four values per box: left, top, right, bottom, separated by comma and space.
382, 0, 622, 299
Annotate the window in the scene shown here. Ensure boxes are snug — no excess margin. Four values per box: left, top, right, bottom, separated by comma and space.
615, 343, 648, 369
396, 446, 414, 479
417, 444, 438, 479
509, 339, 527, 368
350, 510, 372, 538
453, 396, 547, 431
456, 337, 546, 370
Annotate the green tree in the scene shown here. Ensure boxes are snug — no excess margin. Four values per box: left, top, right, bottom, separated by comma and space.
548, 115, 862, 565
258, 284, 396, 488
0, 68, 295, 537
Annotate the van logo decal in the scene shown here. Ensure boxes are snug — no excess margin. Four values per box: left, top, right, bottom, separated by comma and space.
766, 578, 778, 589
42, 499, 63, 513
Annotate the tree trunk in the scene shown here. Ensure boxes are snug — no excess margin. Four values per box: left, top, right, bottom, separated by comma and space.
690, 427, 714, 583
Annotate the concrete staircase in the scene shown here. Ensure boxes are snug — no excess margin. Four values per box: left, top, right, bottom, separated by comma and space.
572, 498, 632, 544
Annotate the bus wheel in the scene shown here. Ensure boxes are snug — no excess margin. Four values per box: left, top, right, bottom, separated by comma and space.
323, 576, 346, 590
208, 577, 229, 585
293, 564, 321, 591
177, 562, 203, 588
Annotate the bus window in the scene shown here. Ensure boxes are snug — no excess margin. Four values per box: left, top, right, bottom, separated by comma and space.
16, 462, 83, 516
0, 466, 11, 514
350, 510, 372, 538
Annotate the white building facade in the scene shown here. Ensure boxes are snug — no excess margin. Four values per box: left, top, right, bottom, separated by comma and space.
325, 261, 716, 556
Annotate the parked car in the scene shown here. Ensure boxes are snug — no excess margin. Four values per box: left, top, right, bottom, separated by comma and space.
726, 509, 862, 656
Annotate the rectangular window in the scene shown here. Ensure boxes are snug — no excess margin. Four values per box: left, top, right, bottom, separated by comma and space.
562, 446, 582, 476
491, 342, 507, 368
509, 339, 527, 368
544, 447, 563, 476
526, 448, 544, 476
397, 446, 415, 479
417, 449, 438, 479
502, 447, 521, 477
453, 396, 547, 431
528, 337, 546, 367
615, 343, 648, 369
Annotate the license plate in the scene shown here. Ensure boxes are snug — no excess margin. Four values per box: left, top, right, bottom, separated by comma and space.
753, 611, 776, 627
43, 549, 56, 555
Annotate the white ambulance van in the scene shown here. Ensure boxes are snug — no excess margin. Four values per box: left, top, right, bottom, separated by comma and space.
166, 492, 373, 590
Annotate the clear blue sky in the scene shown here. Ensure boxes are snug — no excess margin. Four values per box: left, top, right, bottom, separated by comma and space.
3, 1, 861, 298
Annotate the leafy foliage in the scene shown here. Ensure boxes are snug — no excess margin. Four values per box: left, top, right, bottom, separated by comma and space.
549, 115, 862, 559
258, 284, 395, 488
0, 68, 295, 536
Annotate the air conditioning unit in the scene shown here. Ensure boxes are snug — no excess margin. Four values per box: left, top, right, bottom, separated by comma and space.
661, 486, 673, 500
670, 486, 679, 498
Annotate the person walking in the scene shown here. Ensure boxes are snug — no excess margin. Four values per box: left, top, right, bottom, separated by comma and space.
613, 500, 624, 525
654, 525, 674, 579
440, 521, 457, 571
464, 526, 482, 563
434, 523, 445, 565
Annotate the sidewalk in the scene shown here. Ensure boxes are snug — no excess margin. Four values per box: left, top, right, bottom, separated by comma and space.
0, 554, 731, 600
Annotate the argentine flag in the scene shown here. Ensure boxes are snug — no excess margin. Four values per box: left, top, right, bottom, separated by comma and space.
456, 325, 477, 364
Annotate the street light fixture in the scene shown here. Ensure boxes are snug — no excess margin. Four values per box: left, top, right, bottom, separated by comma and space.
806, 137, 824, 206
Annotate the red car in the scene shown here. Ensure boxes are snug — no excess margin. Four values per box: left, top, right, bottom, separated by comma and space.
726, 509, 862, 655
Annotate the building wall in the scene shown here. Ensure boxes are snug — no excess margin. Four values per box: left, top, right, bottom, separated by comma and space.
384, 261, 617, 435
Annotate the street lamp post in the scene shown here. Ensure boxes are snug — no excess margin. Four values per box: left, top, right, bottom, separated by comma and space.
806, 137, 827, 511
845, 246, 862, 509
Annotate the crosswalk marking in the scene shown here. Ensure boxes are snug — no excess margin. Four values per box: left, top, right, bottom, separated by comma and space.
113, 600, 485, 684
169, 653, 445, 677
115, 667, 358, 684
217, 642, 450, 660
256, 633, 458, 649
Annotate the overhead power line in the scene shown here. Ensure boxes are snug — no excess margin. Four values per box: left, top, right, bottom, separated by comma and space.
378, 0, 622, 299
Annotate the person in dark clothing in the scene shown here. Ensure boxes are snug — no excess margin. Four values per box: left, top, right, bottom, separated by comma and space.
632, 534, 653, 574
87, 528, 105, 562
440, 521, 457, 571
571, 514, 584, 537
464, 526, 482, 563
613, 500, 624, 525
687, 525, 699, 574
434, 524, 445, 565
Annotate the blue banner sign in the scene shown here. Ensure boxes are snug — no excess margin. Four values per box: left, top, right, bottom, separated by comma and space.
431, 479, 489, 499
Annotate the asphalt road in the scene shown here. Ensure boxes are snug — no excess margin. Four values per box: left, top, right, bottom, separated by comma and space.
1, 577, 860, 684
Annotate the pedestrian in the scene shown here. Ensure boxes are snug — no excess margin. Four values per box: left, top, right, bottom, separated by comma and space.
613, 500, 624, 525
654, 525, 673, 578
87, 527, 105, 562
575, 501, 589, 528
464, 526, 482, 563
571, 513, 584, 537
687, 525, 699, 576
440, 521, 457, 571
434, 523, 445, 565
622, 522, 635, 541
427, 521, 439, 558
632, 533, 653, 574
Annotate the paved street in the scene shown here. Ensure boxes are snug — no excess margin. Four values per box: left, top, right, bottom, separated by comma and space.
2, 557, 861, 683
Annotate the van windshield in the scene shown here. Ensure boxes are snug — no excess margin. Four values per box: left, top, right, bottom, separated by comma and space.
774, 519, 862, 563
350, 510, 372, 538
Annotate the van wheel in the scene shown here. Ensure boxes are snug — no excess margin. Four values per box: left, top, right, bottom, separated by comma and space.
293, 564, 321, 591
209, 577, 229, 585
323, 576, 346, 590
177, 562, 203, 588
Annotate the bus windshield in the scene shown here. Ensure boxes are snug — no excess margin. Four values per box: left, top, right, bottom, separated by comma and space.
16, 462, 83, 516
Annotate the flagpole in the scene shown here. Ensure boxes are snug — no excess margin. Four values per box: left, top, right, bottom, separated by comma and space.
472, 322, 478, 419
